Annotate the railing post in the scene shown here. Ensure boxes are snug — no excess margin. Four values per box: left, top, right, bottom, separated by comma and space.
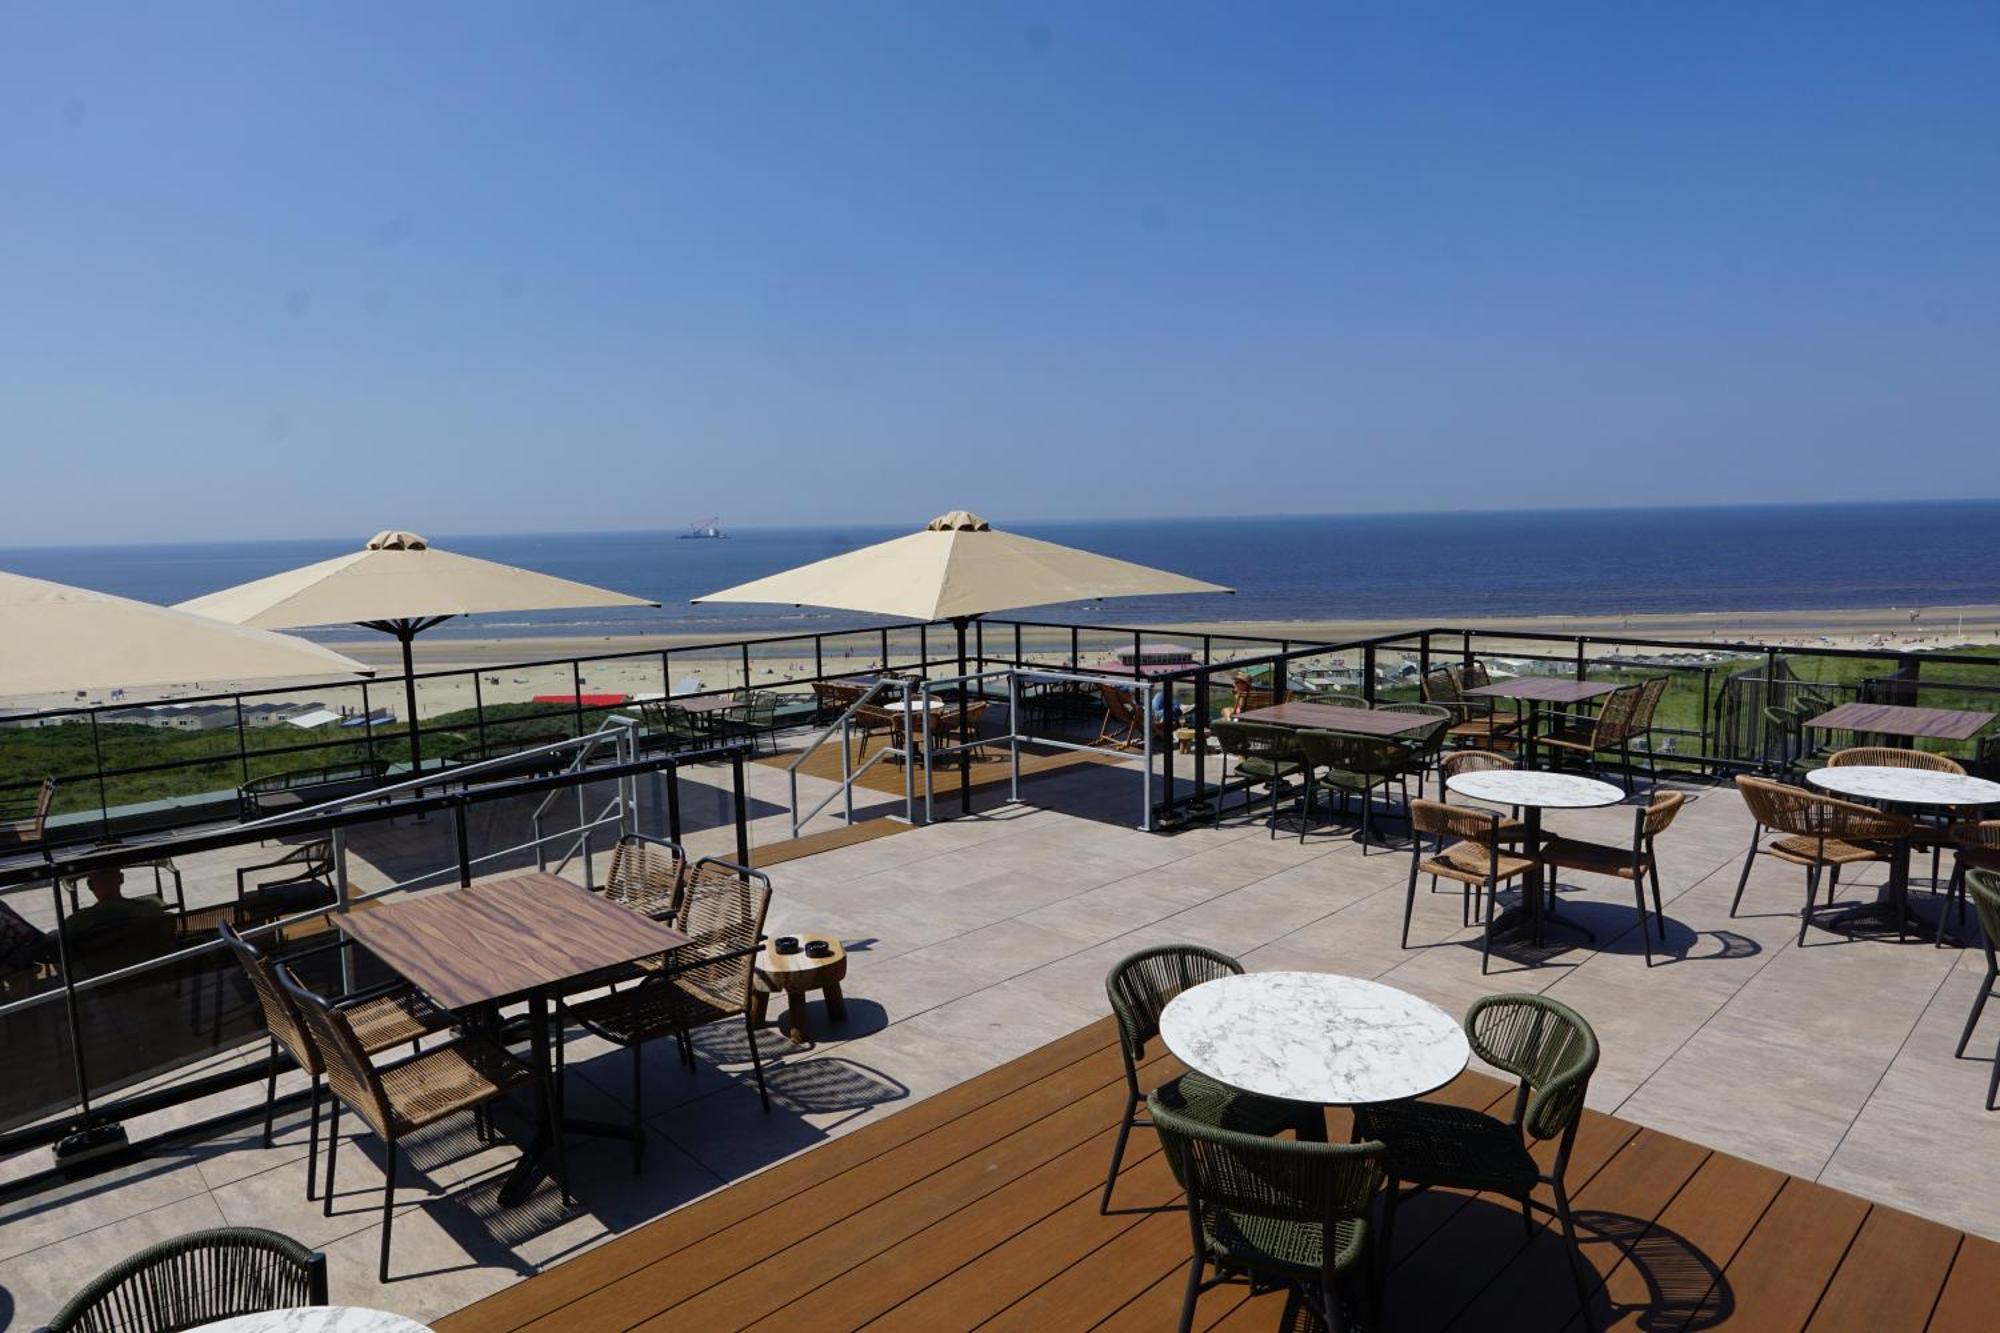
473, 671, 489, 752
1070, 626, 1079, 670
88, 712, 110, 840
571, 661, 586, 739
452, 799, 472, 888
332, 828, 356, 991
1574, 638, 1586, 681
234, 697, 252, 787
1363, 644, 1378, 704
814, 635, 824, 681
667, 762, 683, 842
731, 749, 751, 867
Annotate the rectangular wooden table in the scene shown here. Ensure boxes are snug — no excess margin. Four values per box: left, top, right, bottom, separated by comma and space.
1804, 701, 1994, 743
1236, 701, 1438, 736
340, 872, 689, 1203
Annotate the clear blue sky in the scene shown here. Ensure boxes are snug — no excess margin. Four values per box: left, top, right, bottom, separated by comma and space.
3, 3, 1996, 545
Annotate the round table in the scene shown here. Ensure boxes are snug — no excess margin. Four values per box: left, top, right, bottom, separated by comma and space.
1159, 972, 1468, 1105
1445, 770, 1626, 947
191, 1308, 433, 1333
753, 935, 849, 1044
1805, 766, 2000, 937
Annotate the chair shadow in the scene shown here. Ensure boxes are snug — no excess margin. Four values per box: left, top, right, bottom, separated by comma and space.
1573, 1208, 1734, 1330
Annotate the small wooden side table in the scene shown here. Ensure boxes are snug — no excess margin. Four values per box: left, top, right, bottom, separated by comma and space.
754, 935, 848, 1044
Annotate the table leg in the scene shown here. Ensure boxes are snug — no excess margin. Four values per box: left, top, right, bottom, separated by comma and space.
824, 981, 847, 1022
1828, 840, 1916, 940
498, 993, 557, 1208
785, 986, 809, 1044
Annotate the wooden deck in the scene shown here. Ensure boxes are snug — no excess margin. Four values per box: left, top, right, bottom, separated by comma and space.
436, 1016, 1997, 1332
763, 728, 1121, 799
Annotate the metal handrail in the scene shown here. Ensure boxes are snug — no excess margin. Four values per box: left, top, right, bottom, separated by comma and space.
784, 678, 914, 836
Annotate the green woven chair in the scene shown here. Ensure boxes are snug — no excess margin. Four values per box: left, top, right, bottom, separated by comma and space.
1211, 719, 1305, 837
1954, 869, 2000, 1111
1150, 1092, 1385, 1333
41, 1226, 326, 1333
1355, 994, 1599, 1310
1101, 945, 1319, 1214
1297, 690, 1368, 708
1295, 729, 1415, 853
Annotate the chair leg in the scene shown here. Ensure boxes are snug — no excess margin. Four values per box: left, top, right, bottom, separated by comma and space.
323, 1101, 340, 1217
746, 1011, 771, 1112
1554, 1180, 1593, 1318
630, 1043, 644, 1175
1480, 878, 1497, 975
1729, 834, 1758, 917
1634, 878, 1654, 967
1400, 855, 1421, 951
379, 1140, 397, 1284
1176, 1254, 1204, 1333
1101, 1092, 1138, 1214
305, 1076, 322, 1201
1988, 1031, 2000, 1113
1650, 863, 1668, 940
1799, 866, 1820, 946
1956, 965, 1996, 1058
262, 1038, 280, 1148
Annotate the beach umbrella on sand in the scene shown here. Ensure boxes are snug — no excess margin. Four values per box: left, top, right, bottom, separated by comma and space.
694, 510, 1229, 811
0, 570, 372, 698
177, 531, 657, 777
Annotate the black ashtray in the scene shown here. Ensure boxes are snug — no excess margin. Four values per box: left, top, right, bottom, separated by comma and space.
773, 936, 801, 955
804, 940, 835, 959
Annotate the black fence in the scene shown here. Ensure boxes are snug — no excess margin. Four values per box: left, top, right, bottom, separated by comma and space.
0, 738, 751, 1161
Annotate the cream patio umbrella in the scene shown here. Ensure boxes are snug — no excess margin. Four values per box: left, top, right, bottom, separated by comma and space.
694, 510, 1229, 810
0, 569, 372, 699
177, 530, 657, 777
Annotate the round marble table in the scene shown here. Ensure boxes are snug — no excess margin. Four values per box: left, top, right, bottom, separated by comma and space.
1158, 972, 1469, 1105
1445, 771, 1627, 946
191, 1308, 433, 1333
1806, 766, 2000, 938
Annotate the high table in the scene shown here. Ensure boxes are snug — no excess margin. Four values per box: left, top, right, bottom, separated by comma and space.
1235, 702, 1438, 738
1804, 702, 1993, 751
1159, 972, 1469, 1106
1804, 765, 2000, 938
1445, 769, 1626, 947
338, 872, 689, 1206
1461, 678, 1621, 767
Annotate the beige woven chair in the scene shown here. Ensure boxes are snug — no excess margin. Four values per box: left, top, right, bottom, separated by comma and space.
1422, 666, 1518, 748
1541, 680, 1668, 786
218, 922, 448, 1203
1438, 751, 1533, 845
1540, 791, 1686, 965
1732, 776, 1913, 944
0, 778, 55, 854
563, 860, 772, 1173
601, 834, 687, 921
1937, 820, 2000, 945
1403, 799, 1536, 973
276, 962, 548, 1283
1829, 746, 1967, 897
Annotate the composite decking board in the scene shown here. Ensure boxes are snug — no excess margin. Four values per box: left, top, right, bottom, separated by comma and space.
628, 1064, 1168, 1331
764, 731, 1117, 800
746, 816, 909, 869
1575, 1146, 1788, 1333
1805, 1205, 1964, 1333
1682, 1177, 1872, 1332
537, 1042, 1161, 1333
1928, 1232, 2000, 1331
434, 1017, 1124, 1333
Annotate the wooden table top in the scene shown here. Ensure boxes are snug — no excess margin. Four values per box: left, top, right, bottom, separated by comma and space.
1236, 702, 1437, 736
1804, 701, 1994, 742
338, 872, 690, 1012
1463, 677, 1622, 703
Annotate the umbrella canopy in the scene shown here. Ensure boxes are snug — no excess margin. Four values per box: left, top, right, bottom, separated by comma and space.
693, 510, 1229, 621
0, 570, 371, 698
175, 530, 658, 629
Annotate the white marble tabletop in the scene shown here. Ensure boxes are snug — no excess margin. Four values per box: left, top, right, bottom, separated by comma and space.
1159, 972, 1469, 1105
1806, 766, 2000, 809
879, 696, 946, 712
191, 1308, 433, 1333
1446, 770, 1627, 810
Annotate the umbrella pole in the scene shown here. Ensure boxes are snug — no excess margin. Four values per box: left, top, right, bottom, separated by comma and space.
956, 617, 971, 816
399, 624, 423, 786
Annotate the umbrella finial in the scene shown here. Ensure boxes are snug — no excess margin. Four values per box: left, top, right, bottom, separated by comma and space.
926, 511, 990, 532
367, 530, 429, 551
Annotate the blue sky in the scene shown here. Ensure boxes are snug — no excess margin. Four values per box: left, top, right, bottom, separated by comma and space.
3, 3, 1996, 545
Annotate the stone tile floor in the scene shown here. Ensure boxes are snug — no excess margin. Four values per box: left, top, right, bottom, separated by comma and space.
3, 757, 1997, 1329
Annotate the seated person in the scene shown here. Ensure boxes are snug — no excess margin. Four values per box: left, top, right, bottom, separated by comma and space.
59, 869, 174, 980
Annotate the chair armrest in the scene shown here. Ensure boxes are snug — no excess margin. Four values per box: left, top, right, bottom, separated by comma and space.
331, 979, 414, 1011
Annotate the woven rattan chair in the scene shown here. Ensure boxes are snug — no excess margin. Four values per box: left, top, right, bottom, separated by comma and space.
1731, 776, 1914, 944
40, 1226, 327, 1333
1296, 729, 1414, 852
1297, 690, 1368, 708
218, 922, 448, 1202
0, 777, 55, 855
1829, 747, 1967, 896
1540, 791, 1686, 966
1377, 702, 1451, 797
1151, 1093, 1384, 1333
600, 834, 688, 921
1211, 720, 1304, 835
1355, 994, 1599, 1313
638, 699, 706, 753
1421, 666, 1517, 749
1437, 751, 1532, 844
564, 859, 772, 1172
276, 963, 550, 1282
1941, 821, 2000, 944
1541, 681, 1650, 785
234, 841, 335, 936
1403, 799, 1535, 971
1954, 869, 2000, 1110
1100, 945, 1318, 1214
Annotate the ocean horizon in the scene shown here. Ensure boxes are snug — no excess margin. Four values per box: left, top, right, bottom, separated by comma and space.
5, 499, 1999, 641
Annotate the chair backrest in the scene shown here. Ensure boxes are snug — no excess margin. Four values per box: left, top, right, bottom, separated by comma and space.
1590, 684, 1643, 744
1380, 701, 1451, 719
1296, 728, 1409, 777
603, 834, 686, 921
671, 859, 771, 1016
1, 777, 56, 843
1421, 668, 1462, 706
1630, 676, 1671, 730
43, 1226, 327, 1333
1465, 993, 1598, 1143
1828, 746, 1965, 774
1641, 789, 1686, 839
1298, 691, 1367, 708
1104, 944, 1241, 1062
1408, 797, 1503, 845
1378, 703, 1451, 757
1441, 749, 1512, 783
1461, 662, 1493, 691
1968, 869, 2000, 973
217, 922, 320, 1076
1149, 1093, 1383, 1254
1211, 719, 1299, 763
274, 963, 393, 1135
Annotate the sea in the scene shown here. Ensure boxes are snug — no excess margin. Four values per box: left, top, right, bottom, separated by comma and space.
4, 501, 1998, 642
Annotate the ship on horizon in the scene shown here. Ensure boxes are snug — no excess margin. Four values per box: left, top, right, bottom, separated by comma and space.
679, 517, 728, 539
